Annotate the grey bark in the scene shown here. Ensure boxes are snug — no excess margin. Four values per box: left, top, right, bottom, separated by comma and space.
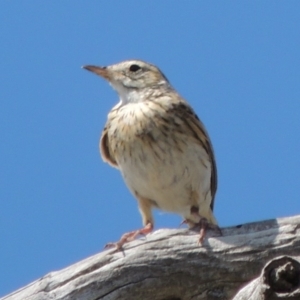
2, 215, 300, 300
233, 256, 300, 300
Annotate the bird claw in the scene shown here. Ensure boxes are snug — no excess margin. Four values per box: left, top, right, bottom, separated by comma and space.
104, 223, 153, 251
192, 218, 222, 244
179, 219, 188, 227
197, 217, 208, 244
104, 242, 122, 250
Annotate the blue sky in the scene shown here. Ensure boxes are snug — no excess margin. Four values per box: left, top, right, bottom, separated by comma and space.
1, 1, 300, 296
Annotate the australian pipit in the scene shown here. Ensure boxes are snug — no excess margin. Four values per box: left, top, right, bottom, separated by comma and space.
83, 60, 219, 249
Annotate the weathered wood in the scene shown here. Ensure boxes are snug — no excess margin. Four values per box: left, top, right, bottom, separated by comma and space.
233, 256, 300, 300
2, 215, 300, 300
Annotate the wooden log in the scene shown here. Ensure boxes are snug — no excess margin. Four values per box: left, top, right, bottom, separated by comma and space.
2, 215, 300, 300
233, 256, 300, 300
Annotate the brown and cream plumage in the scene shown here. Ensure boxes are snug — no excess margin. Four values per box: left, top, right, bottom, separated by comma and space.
83, 60, 218, 248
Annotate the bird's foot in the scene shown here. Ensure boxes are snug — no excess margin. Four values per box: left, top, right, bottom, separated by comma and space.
104, 223, 153, 251
198, 218, 208, 244
179, 219, 188, 227
194, 218, 222, 244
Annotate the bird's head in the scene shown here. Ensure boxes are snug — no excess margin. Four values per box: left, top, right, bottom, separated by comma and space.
82, 60, 170, 104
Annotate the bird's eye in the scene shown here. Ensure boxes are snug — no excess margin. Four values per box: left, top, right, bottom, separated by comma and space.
129, 64, 141, 72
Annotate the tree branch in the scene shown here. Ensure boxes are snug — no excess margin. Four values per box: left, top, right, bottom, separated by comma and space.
233, 256, 300, 300
2, 215, 300, 300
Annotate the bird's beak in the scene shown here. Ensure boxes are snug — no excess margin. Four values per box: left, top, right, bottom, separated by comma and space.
82, 65, 110, 80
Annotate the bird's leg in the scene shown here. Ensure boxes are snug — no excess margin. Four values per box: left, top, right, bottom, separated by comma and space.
197, 219, 222, 244
198, 217, 208, 244
189, 206, 221, 244
105, 195, 154, 251
179, 216, 208, 243
105, 222, 153, 250
189, 206, 208, 244
179, 220, 187, 227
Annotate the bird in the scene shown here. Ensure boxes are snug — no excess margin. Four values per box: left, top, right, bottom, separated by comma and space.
82, 59, 219, 249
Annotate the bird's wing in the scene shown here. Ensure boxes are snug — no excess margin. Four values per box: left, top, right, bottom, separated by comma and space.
168, 102, 217, 211
100, 127, 119, 168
